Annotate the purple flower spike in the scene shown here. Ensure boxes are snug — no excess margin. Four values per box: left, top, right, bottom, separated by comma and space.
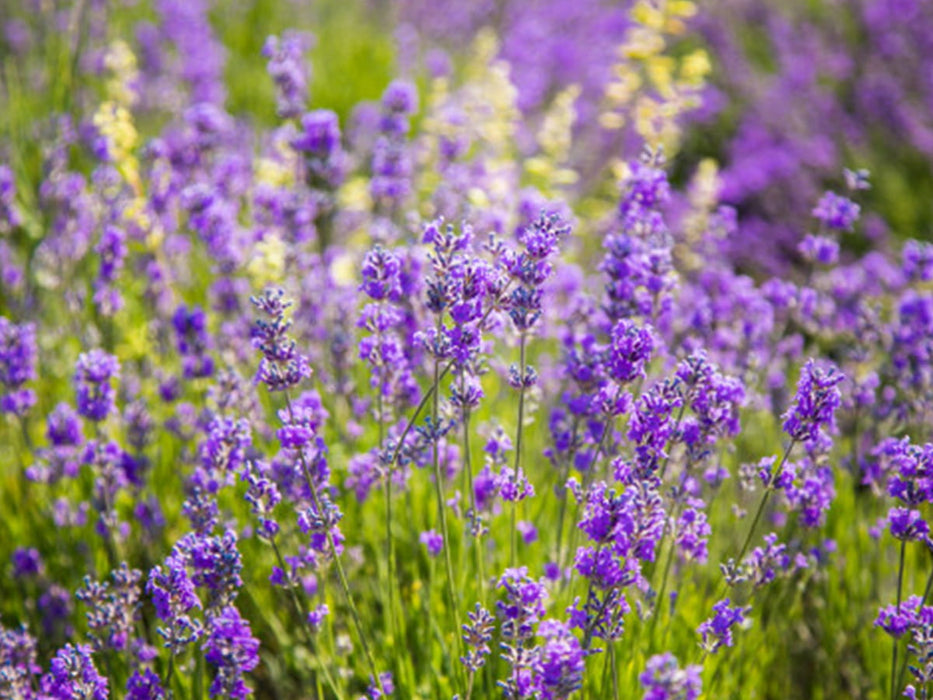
535, 620, 584, 699
812, 190, 860, 231
782, 359, 844, 444
0, 317, 37, 416
41, 643, 109, 700
697, 598, 749, 653
74, 350, 120, 422
419, 529, 444, 557
639, 653, 702, 700
203, 606, 259, 700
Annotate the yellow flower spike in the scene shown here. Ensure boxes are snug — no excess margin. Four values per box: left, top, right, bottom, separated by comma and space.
623, 27, 666, 60
247, 234, 287, 288
681, 49, 712, 86
599, 112, 627, 130
631, 1, 664, 30
646, 55, 676, 98
538, 84, 580, 159
329, 252, 357, 286
467, 187, 490, 210
254, 157, 294, 188
338, 176, 373, 213
116, 321, 154, 363
103, 39, 139, 108
669, 0, 697, 18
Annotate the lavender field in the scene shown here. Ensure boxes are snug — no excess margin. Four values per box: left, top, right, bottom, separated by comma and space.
1, 0, 932, 698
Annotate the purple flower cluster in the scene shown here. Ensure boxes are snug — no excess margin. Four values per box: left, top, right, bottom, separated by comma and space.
0, 317, 36, 416
74, 350, 120, 422
639, 653, 702, 700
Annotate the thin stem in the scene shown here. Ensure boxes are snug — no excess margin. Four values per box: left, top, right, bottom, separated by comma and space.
891, 539, 907, 700
610, 642, 619, 700
430, 350, 461, 645
269, 537, 344, 699
163, 653, 175, 699
727, 440, 797, 591
283, 393, 383, 696
461, 400, 486, 602
377, 366, 400, 657
464, 669, 476, 700
511, 333, 528, 569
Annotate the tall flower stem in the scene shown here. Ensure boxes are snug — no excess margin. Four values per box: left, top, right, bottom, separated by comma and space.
430, 346, 461, 660
283, 392, 384, 695
723, 439, 797, 599
461, 398, 486, 602
511, 333, 528, 569
891, 539, 907, 700
269, 536, 343, 699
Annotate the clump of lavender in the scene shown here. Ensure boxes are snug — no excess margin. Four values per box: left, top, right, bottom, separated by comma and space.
251, 287, 383, 694
0, 317, 37, 416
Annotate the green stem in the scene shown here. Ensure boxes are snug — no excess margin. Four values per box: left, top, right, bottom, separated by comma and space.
461, 401, 486, 602
891, 539, 907, 700
283, 393, 383, 696
269, 537, 344, 699
430, 352, 461, 650
511, 333, 528, 570
725, 440, 797, 594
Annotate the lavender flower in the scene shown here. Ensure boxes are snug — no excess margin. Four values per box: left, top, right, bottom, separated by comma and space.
172, 305, 215, 379
126, 668, 166, 700
371, 80, 418, 216
0, 317, 37, 416
203, 606, 259, 700
76, 563, 143, 652
461, 603, 495, 672
419, 529, 444, 557
262, 32, 312, 119
534, 619, 584, 700
74, 350, 120, 422
639, 653, 702, 700
250, 289, 311, 392
0, 624, 39, 698
781, 360, 844, 444
0, 164, 22, 231
41, 643, 108, 700
697, 598, 749, 653
147, 553, 203, 653
812, 191, 860, 231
